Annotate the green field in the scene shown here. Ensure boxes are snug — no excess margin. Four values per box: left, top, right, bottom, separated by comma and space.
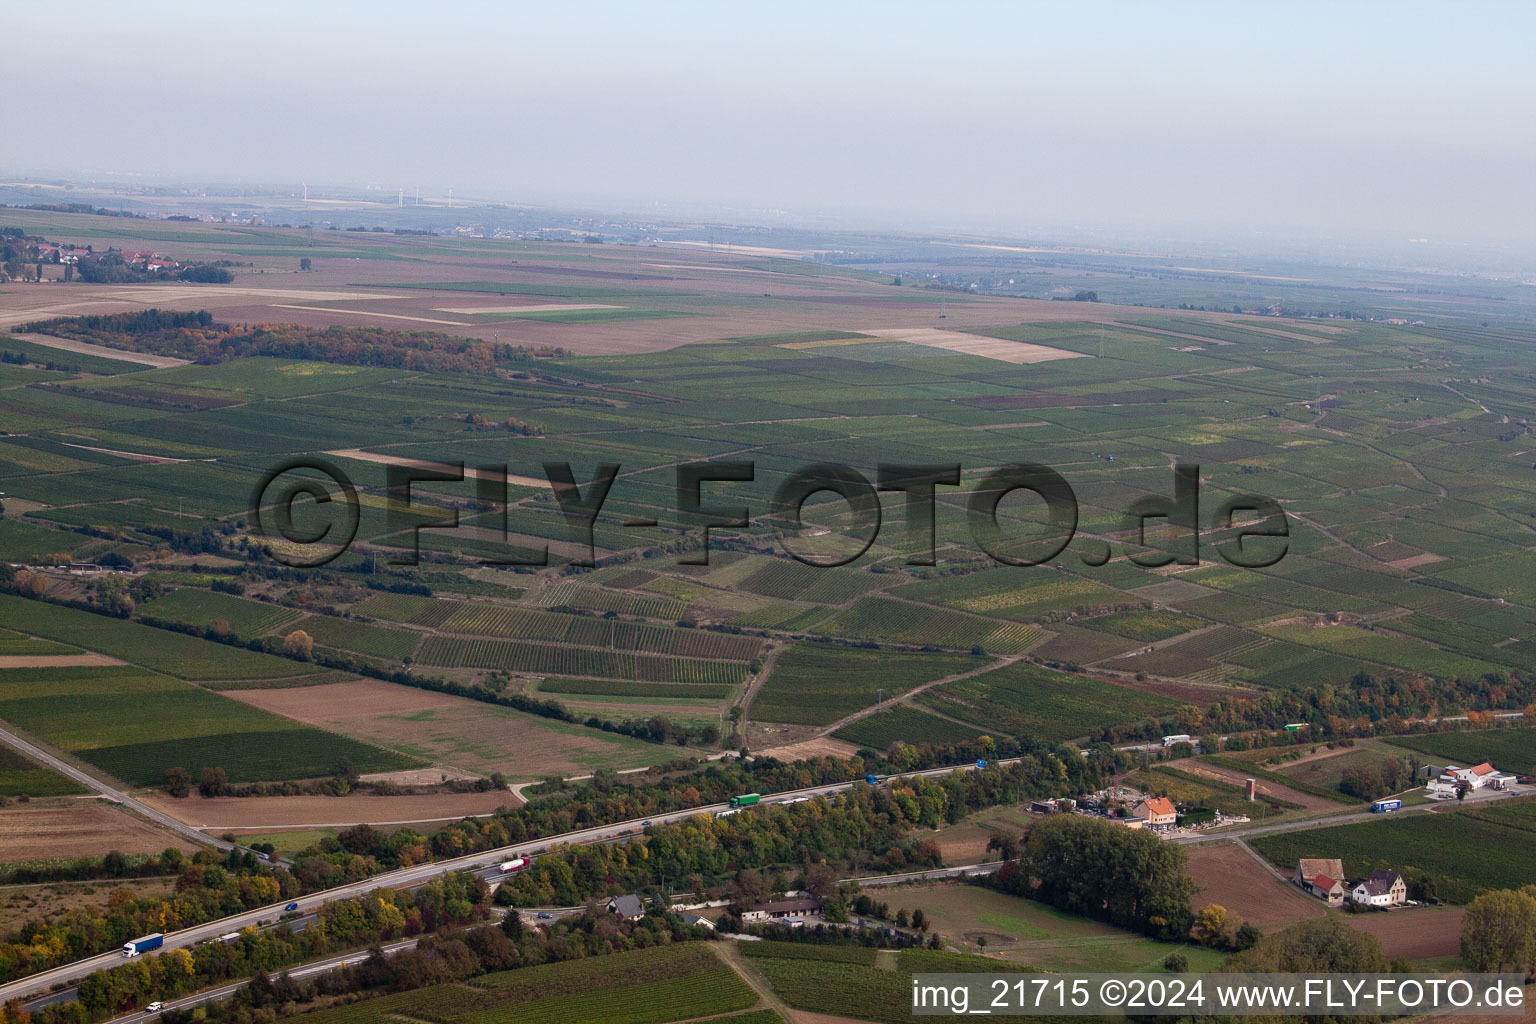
0, 594, 320, 681
0, 629, 78, 656
833, 703, 985, 749
916, 661, 1180, 742
285, 942, 757, 1024
0, 742, 89, 797
141, 588, 302, 636
293, 614, 423, 662
0, 665, 421, 787
1383, 728, 1536, 775
7, 207, 1536, 769
1250, 800, 1536, 903
752, 646, 986, 726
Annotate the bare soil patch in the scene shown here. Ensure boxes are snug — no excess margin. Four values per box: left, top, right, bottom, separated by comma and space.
434, 303, 623, 314
271, 304, 470, 326
142, 789, 514, 829
0, 876, 178, 934
0, 802, 195, 861
327, 450, 546, 489
359, 767, 481, 786
1339, 906, 1465, 960
753, 737, 861, 762
857, 328, 1088, 364
1185, 843, 1323, 929
6, 333, 189, 367
225, 678, 678, 780
1388, 552, 1447, 570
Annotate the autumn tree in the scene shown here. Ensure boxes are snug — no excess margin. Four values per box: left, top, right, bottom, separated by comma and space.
282, 629, 314, 659
1460, 888, 1536, 973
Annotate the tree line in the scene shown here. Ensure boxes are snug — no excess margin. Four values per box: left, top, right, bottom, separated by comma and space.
25, 872, 488, 1024
19, 311, 567, 372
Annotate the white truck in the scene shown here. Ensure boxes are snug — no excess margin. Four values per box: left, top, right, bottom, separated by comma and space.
498, 858, 529, 874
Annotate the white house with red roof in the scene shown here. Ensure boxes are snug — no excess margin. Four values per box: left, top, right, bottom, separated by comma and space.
1434, 762, 1517, 792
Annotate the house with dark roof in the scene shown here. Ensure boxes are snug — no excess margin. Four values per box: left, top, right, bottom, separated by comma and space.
1351, 870, 1406, 908
606, 894, 646, 920
741, 898, 822, 926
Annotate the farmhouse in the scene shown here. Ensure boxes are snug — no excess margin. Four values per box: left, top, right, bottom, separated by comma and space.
679, 912, 715, 931
1351, 869, 1407, 908
1433, 762, 1518, 792
606, 894, 646, 920
741, 898, 822, 926
1293, 858, 1345, 898
1308, 874, 1347, 906
1132, 797, 1177, 827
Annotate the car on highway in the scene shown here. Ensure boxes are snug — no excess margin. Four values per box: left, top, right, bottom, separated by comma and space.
641, 820, 652, 826
145, 1003, 163, 1014
536, 912, 552, 919
284, 902, 300, 912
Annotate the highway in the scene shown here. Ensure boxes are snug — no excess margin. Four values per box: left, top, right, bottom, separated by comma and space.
0, 756, 1009, 1006
0, 724, 235, 855
98, 939, 421, 1024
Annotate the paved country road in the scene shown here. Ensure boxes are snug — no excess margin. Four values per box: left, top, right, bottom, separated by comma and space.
0, 756, 1012, 1006
1172, 783, 1532, 845
0, 723, 236, 855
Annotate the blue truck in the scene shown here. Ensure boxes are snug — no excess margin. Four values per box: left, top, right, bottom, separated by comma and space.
123, 933, 164, 957
1370, 798, 1402, 813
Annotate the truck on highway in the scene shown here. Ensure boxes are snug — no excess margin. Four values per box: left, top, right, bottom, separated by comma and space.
1370, 798, 1402, 813
865, 773, 885, 786
728, 793, 760, 808
123, 933, 164, 957
498, 858, 529, 874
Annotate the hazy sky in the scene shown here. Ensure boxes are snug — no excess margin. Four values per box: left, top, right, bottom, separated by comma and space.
8, 1, 1534, 245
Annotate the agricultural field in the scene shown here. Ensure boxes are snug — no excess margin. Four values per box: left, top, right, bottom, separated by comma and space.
140, 588, 302, 636
812, 595, 1044, 653
1250, 800, 1536, 903
0, 665, 420, 787
4, 206, 1536, 771
0, 594, 320, 682
0, 743, 88, 797
286, 942, 759, 1024
751, 645, 987, 726
904, 884, 1226, 973
917, 662, 1180, 743
833, 703, 984, 749
1383, 728, 1536, 775
416, 637, 747, 685
747, 946, 1039, 1024
0, 802, 197, 862
226, 678, 687, 780
291, 614, 423, 662
1183, 842, 1324, 930
0, 629, 78, 657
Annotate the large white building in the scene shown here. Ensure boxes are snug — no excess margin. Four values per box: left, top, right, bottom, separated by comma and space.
1429, 761, 1518, 794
